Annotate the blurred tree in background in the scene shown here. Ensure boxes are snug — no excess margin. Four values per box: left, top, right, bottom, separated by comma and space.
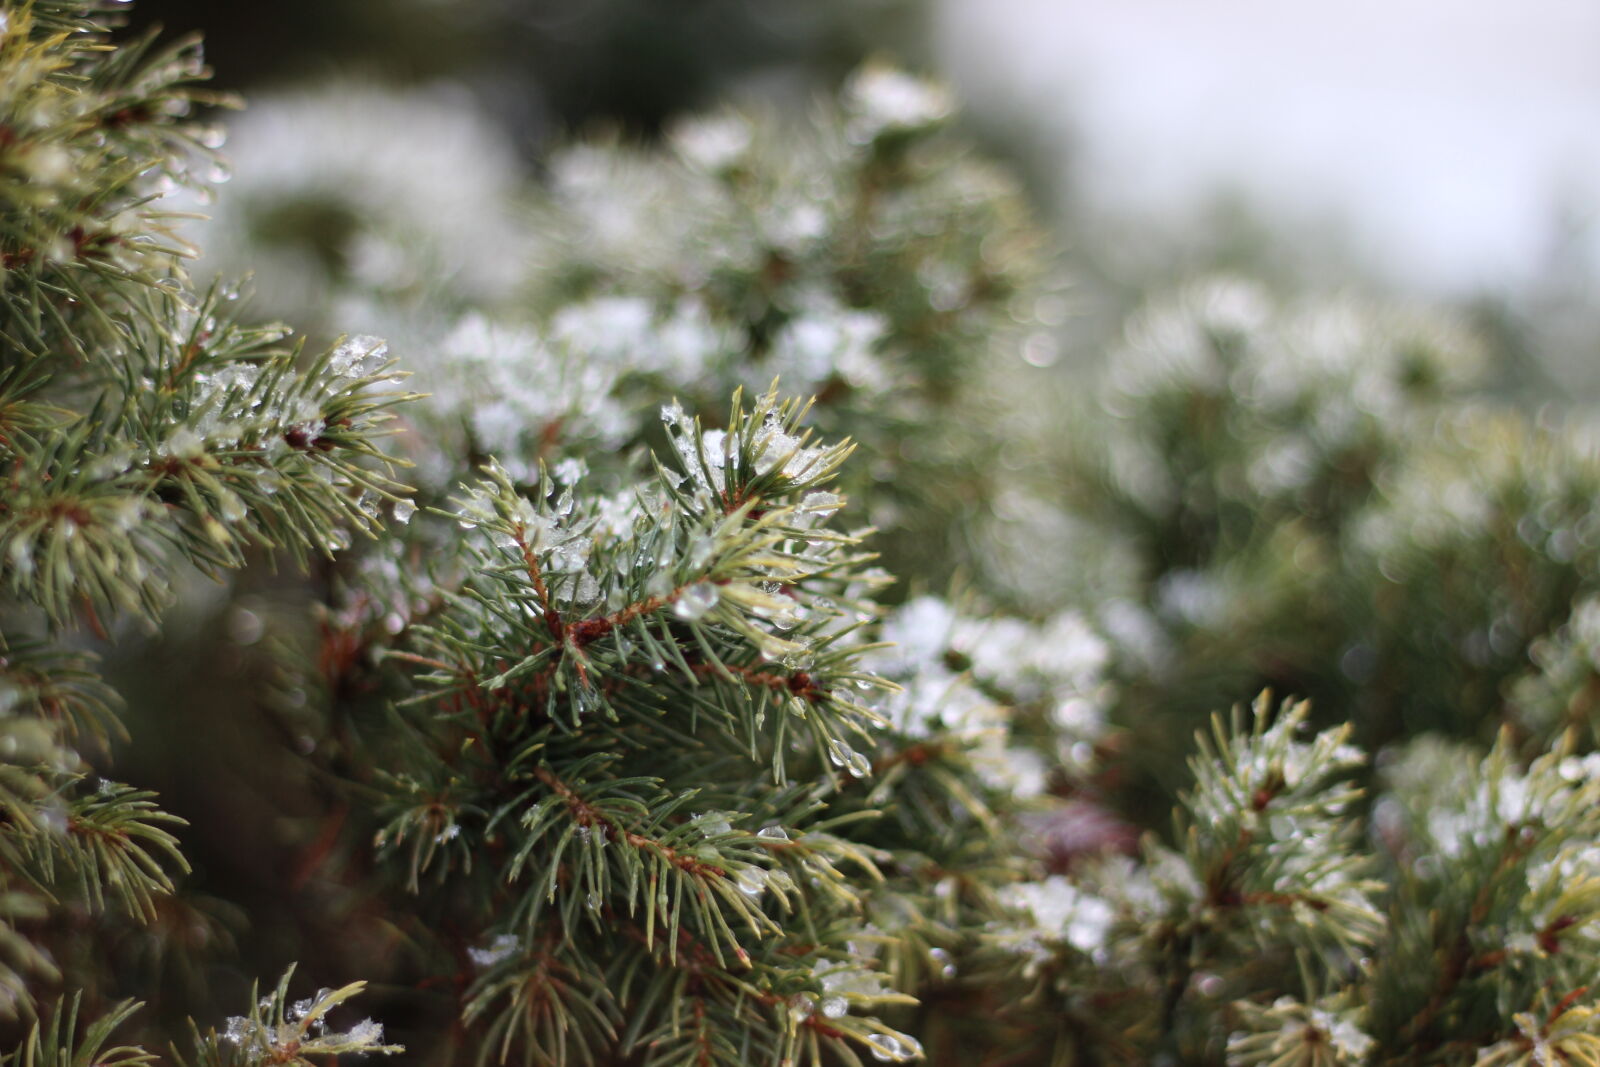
123, 0, 923, 138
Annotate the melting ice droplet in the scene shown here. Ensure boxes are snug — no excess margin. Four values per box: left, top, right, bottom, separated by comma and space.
869, 1034, 922, 1062
218, 489, 247, 523
674, 582, 719, 620
828, 737, 861, 771
735, 868, 769, 898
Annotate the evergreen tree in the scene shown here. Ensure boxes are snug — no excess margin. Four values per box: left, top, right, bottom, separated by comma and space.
0, 0, 408, 1057
14, 4, 1600, 1067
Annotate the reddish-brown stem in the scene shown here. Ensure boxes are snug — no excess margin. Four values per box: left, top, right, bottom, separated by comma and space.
1403, 827, 1537, 1046
533, 765, 726, 879
512, 527, 558, 636
871, 741, 946, 775
289, 802, 348, 891
1548, 987, 1591, 1028
688, 661, 824, 702
386, 651, 457, 673
1539, 914, 1579, 954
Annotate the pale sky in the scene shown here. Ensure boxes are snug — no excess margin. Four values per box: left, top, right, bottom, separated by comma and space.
933, 0, 1600, 296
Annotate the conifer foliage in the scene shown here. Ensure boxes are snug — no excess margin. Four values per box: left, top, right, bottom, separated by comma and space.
13, 3, 1600, 1067
0, 0, 407, 1057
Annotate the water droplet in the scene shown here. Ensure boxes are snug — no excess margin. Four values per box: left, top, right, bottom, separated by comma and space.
696, 814, 732, 838
674, 582, 719, 620
686, 535, 715, 570
820, 996, 847, 1019
228, 607, 263, 645
574, 684, 604, 716
870, 1034, 922, 1062
756, 825, 789, 841
393, 499, 415, 523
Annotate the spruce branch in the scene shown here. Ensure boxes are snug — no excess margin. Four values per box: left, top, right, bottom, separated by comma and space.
1473, 990, 1600, 1067
2, 994, 151, 1067
0, 0, 419, 1042
12, 776, 187, 921
0, 636, 121, 746
2, 301, 417, 625
1178, 694, 1382, 960
200, 967, 403, 1066
322, 386, 968, 1066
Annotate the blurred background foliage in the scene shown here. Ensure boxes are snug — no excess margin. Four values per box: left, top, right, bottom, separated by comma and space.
125, 0, 925, 138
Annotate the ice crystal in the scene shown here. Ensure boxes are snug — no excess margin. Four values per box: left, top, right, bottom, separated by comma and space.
671, 113, 752, 171
845, 65, 953, 139
222, 1016, 251, 1046
329, 335, 389, 378
468, 933, 520, 969
417, 313, 629, 486
1228, 997, 1375, 1066
551, 296, 653, 366
553, 457, 587, 485
346, 1019, 384, 1045
999, 876, 1116, 955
